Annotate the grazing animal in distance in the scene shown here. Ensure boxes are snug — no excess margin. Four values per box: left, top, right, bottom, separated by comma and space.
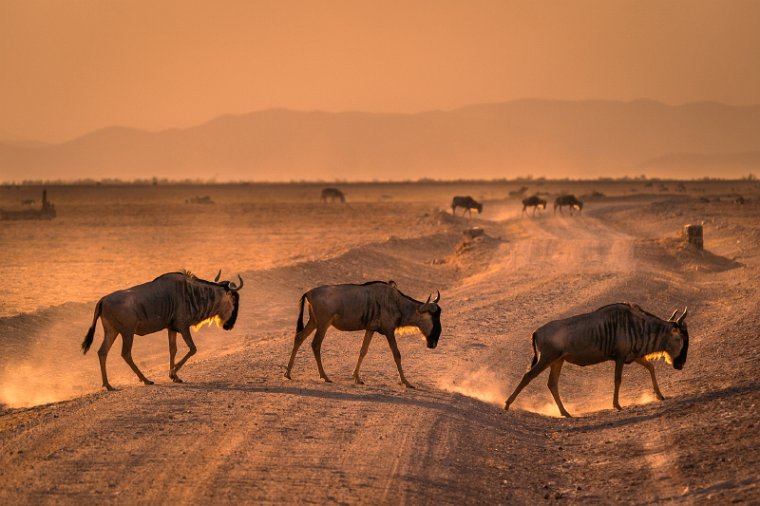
504, 303, 689, 417
508, 186, 529, 198
554, 194, 584, 215
321, 187, 346, 203
81, 270, 243, 391
522, 195, 547, 215
451, 196, 483, 216
285, 281, 442, 388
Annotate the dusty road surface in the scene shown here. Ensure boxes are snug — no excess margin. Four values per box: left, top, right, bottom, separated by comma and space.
1, 182, 759, 504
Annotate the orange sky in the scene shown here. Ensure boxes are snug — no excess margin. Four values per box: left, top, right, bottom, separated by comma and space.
2, 0, 759, 143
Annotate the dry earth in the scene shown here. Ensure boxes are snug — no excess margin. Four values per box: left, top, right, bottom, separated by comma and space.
1, 182, 759, 504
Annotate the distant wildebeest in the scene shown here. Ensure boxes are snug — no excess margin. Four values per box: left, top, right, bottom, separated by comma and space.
553, 194, 584, 215
321, 187, 346, 203
20, 199, 35, 205
451, 196, 483, 216
81, 270, 243, 391
504, 303, 689, 417
522, 195, 547, 215
508, 186, 529, 198
285, 281, 442, 388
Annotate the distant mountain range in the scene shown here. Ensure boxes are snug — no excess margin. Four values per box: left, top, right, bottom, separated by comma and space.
2, 99, 759, 181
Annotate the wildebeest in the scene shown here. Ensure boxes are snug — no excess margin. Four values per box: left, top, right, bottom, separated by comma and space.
321, 187, 346, 203
504, 303, 689, 417
81, 270, 243, 391
522, 195, 547, 215
451, 196, 483, 216
554, 194, 584, 215
284, 281, 442, 388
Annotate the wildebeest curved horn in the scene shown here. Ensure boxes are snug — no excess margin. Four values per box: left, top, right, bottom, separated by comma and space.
235, 274, 244, 291
676, 307, 688, 324
668, 309, 678, 322
432, 290, 440, 304
214, 269, 222, 282
425, 294, 431, 304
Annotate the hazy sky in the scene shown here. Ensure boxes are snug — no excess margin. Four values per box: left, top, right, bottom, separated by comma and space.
2, 0, 759, 143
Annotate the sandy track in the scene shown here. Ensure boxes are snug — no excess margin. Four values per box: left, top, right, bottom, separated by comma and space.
2, 195, 759, 504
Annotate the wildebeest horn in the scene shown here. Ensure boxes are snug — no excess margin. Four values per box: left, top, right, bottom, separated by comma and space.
234, 274, 244, 290
676, 307, 688, 324
433, 290, 440, 304
668, 309, 678, 322
425, 294, 431, 304
214, 269, 222, 282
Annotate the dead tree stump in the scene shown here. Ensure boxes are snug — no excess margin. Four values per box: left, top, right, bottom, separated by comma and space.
683, 224, 703, 250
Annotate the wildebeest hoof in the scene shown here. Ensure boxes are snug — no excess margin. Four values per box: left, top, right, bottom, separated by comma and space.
322, 377, 333, 383
614, 404, 622, 411
561, 412, 573, 418
171, 376, 183, 383
284, 372, 292, 380
657, 394, 665, 401
353, 377, 364, 385
403, 382, 415, 389
104, 385, 116, 392
143, 380, 155, 386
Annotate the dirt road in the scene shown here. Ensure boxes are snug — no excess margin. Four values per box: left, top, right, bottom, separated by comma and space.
1, 194, 759, 504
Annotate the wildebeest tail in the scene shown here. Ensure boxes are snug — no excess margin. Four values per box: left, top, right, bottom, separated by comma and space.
81, 299, 102, 354
296, 293, 307, 333
530, 332, 538, 368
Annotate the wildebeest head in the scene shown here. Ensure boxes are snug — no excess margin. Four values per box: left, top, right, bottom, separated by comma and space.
213, 271, 244, 330
474, 202, 483, 214
415, 291, 442, 349
666, 307, 689, 370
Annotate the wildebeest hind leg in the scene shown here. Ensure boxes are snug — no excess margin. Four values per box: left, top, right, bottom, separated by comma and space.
547, 359, 571, 417
504, 355, 555, 411
120, 332, 154, 385
613, 360, 624, 410
635, 358, 665, 401
385, 332, 413, 388
97, 323, 118, 391
285, 318, 316, 379
353, 330, 375, 384
311, 325, 332, 383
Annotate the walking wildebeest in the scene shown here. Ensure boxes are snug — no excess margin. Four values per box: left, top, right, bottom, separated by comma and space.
451, 196, 483, 216
554, 194, 584, 215
284, 281, 442, 388
522, 195, 547, 215
321, 187, 346, 203
81, 270, 243, 391
504, 303, 689, 417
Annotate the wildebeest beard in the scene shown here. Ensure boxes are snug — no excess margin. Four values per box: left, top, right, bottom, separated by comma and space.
426, 308, 442, 349
222, 291, 240, 330
672, 327, 689, 370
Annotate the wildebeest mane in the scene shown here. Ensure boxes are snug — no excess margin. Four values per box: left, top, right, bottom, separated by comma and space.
594, 302, 669, 322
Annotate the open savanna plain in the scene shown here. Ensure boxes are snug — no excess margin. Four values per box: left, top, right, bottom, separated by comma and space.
1, 180, 759, 504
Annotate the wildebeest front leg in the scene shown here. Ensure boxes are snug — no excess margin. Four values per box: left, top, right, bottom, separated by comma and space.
635, 357, 665, 401
547, 359, 571, 417
120, 332, 154, 386
168, 330, 182, 383
170, 329, 197, 381
353, 330, 375, 385
384, 332, 413, 388
613, 360, 624, 410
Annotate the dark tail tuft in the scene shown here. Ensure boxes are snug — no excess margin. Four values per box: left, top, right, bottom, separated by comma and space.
82, 300, 102, 354
296, 293, 307, 334
530, 332, 538, 368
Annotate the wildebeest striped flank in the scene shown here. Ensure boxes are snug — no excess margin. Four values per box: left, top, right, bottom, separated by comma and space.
285, 281, 442, 388
82, 270, 243, 391
504, 303, 689, 417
